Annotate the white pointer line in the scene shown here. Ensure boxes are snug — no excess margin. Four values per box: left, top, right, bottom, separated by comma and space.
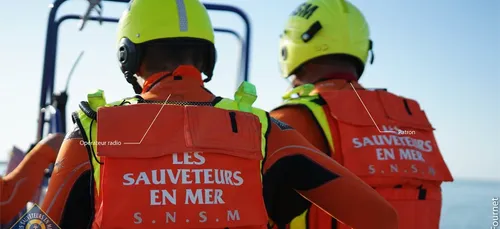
349, 83, 397, 134
123, 94, 172, 145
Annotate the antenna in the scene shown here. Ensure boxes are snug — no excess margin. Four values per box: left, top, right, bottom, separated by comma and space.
64, 51, 84, 91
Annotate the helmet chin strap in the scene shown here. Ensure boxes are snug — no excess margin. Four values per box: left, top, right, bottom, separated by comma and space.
285, 75, 296, 91
125, 72, 143, 94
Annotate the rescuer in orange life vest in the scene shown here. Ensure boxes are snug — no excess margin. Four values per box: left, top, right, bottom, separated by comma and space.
0, 133, 64, 224
39, 0, 398, 229
271, 0, 454, 229
38, 0, 397, 229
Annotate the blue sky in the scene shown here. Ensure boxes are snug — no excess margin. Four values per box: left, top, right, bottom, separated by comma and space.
0, 0, 498, 181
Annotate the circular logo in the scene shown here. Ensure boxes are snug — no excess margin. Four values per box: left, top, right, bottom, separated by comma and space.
25, 219, 47, 229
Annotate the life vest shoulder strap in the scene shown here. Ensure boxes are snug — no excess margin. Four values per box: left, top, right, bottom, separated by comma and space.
278, 83, 326, 111
214, 81, 270, 156
281, 83, 316, 99
72, 89, 139, 152
275, 91, 335, 151
75, 89, 139, 122
71, 89, 139, 192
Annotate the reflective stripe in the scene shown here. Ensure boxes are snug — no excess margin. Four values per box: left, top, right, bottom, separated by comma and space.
45, 161, 90, 213
0, 178, 26, 205
175, 0, 188, 31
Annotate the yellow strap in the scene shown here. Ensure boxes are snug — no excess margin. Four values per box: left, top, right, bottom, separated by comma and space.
282, 84, 315, 100
79, 90, 139, 195
289, 209, 308, 229
281, 96, 335, 153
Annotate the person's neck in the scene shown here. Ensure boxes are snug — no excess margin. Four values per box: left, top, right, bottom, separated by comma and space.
141, 65, 204, 94
316, 71, 358, 83
301, 71, 357, 84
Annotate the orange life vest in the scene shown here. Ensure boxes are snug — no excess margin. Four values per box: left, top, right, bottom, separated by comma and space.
78, 99, 270, 229
277, 87, 453, 229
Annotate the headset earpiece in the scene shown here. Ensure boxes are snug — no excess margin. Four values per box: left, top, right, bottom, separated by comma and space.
118, 37, 143, 94
202, 43, 217, 83
117, 37, 142, 76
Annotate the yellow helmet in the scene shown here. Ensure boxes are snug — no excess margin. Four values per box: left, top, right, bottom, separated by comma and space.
116, 0, 216, 92
279, 0, 373, 78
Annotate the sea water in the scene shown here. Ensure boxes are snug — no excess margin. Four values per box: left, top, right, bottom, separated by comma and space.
1, 165, 498, 228
441, 179, 500, 229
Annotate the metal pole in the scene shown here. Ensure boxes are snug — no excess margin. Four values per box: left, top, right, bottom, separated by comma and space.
38, 0, 66, 141
203, 3, 252, 84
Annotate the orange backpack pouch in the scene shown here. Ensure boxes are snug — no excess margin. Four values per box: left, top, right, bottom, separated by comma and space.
95, 104, 268, 229
320, 90, 453, 184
